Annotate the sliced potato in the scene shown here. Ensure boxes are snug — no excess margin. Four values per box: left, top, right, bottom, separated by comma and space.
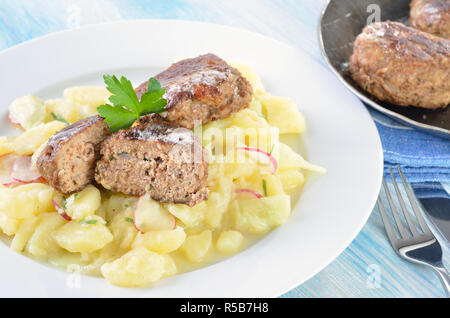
8, 95, 47, 130
167, 201, 206, 228
0, 212, 22, 236
278, 143, 325, 173
106, 194, 137, 222
45, 99, 81, 124
64, 86, 110, 116
26, 213, 67, 257
53, 215, 113, 253
64, 185, 101, 221
13, 121, 66, 155
0, 183, 54, 219
132, 226, 186, 254
108, 210, 138, 252
259, 95, 306, 134
101, 247, 174, 287
0, 137, 14, 157
180, 230, 212, 262
231, 195, 291, 233
10, 215, 40, 252
277, 169, 305, 193
216, 230, 244, 254
204, 177, 233, 228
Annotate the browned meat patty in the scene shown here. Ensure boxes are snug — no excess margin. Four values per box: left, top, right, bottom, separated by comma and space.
410, 0, 450, 39
349, 21, 450, 109
135, 53, 253, 129
95, 114, 209, 206
37, 115, 111, 194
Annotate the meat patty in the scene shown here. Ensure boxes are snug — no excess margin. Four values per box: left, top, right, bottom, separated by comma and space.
95, 114, 209, 206
135, 53, 253, 129
410, 0, 450, 39
349, 21, 450, 109
37, 115, 111, 194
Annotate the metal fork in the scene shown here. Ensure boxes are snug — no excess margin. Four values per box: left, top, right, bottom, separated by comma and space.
378, 166, 450, 297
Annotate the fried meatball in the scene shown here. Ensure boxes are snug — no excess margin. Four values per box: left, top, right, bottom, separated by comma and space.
95, 115, 208, 206
349, 21, 450, 109
410, 0, 450, 39
37, 115, 111, 194
135, 53, 253, 129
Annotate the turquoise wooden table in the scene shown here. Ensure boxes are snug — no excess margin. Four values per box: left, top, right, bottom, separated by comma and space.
0, 0, 448, 298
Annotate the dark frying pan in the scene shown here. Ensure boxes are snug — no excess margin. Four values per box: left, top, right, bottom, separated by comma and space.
318, 0, 450, 138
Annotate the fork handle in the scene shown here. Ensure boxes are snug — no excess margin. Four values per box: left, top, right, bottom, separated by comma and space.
432, 267, 450, 298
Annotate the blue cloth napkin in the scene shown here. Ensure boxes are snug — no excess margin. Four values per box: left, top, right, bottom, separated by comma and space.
368, 107, 450, 184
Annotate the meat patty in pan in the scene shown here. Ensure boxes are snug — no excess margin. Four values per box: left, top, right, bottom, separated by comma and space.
410, 0, 450, 39
349, 21, 450, 109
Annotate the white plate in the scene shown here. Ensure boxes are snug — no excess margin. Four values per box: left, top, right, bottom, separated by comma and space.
0, 20, 383, 297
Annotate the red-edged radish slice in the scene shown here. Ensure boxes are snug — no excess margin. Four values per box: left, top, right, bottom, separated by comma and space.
133, 193, 176, 233
7, 112, 21, 127
11, 156, 43, 184
237, 147, 278, 174
235, 189, 263, 199
52, 199, 72, 221
0, 154, 18, 186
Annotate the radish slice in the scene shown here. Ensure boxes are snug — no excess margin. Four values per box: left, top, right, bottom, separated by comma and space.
0, 154, 18, 186
52, 199, 72, 221
7, 112, 21, 127
11, 156, 43, 184
133, 193, 176, 233
237, 147, 278, 174
235, 189, 263, 199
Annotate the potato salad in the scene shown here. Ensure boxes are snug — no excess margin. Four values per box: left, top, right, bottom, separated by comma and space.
0, 64, 324, 287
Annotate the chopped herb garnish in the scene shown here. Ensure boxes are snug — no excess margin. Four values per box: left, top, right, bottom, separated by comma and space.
124, 204, 130, 208
269, 144, 275, 155
125, 217, 134, 223
79, 220, 98, 225
97, 75, 167, 132
262, 179, 268, 197
62, 197, 67, 210
428, 23, 433, 28
51, 112, 70, 125
74, 193, 79, 199
109, 156, 115, 161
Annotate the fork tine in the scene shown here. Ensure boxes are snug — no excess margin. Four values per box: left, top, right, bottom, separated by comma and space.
377, 196, 399, 245
383, 176, 408, 239
397, 166, 432, 236
389, 167, 420, 237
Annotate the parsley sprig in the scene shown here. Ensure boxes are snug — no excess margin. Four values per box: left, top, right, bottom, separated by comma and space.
97, 75, 167, 132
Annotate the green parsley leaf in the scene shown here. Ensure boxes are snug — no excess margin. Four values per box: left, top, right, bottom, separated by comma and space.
140, 90, 167, 115
125, 217, 134, 223
97, 75, 167, 132
97, 104, 138, 132
51, 112, 70, 125
104, 75, 140, 114
147, 78, 162, 93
